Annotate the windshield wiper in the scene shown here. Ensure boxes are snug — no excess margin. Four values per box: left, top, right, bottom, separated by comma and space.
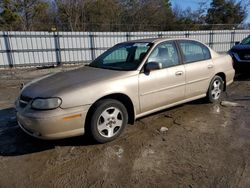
100, 66, 124, 70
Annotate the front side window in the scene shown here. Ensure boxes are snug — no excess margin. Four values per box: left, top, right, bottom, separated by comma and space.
179, 41, 211, 63
147, 42, 180, 68
90, 42, 152, 71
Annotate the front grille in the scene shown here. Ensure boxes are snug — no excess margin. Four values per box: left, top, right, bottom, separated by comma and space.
19, 95, 32, 108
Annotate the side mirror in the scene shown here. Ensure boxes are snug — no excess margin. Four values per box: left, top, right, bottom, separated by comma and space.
145, 61, 162, 72
235, 41, 240, 45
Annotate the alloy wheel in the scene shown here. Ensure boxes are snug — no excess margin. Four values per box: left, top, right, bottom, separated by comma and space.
211, 79, 222, 100
97, 107, 123, 138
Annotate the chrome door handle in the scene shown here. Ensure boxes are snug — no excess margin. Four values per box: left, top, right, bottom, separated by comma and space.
208, 65, 214, 69
175, 71, 183, 76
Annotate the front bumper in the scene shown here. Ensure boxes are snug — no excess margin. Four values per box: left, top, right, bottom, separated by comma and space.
16, 104, 90, 140
231, 52, 250, 71
231, 52, 250, 63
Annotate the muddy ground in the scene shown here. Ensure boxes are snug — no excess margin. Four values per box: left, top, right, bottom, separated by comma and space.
0, 66, 250, 188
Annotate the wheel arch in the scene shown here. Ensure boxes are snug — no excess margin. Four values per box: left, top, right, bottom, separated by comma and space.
85, 93, 135, 127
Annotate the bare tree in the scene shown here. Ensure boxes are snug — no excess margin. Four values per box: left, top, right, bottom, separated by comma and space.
55, 0, 87, 31
15, 0, 49, 30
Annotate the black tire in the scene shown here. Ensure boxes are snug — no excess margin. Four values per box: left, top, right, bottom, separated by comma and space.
207, 75, 224, 103
88, 99, 128, 143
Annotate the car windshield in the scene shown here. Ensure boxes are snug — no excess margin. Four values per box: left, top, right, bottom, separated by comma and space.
89, 42, 153, 71
241, 35, 250, 45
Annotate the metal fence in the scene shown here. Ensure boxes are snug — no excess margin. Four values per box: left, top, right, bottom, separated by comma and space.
0, 30, 249, 68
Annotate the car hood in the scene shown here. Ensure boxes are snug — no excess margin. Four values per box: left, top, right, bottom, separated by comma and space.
21, 66, 137, 98
231, 44, 250, 51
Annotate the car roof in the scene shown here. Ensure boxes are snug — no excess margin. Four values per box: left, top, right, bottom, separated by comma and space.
121, 37, 199, 44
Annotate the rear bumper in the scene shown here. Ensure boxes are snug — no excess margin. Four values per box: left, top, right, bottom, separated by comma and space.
16, 105, 90, 140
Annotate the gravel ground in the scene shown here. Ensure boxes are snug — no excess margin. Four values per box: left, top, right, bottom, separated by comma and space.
0, 67, 250, 188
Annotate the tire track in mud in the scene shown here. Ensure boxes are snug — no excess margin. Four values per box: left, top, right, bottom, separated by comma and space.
34, 105, 209, 187
29, 112, 175, 187
24, 101, 222, 187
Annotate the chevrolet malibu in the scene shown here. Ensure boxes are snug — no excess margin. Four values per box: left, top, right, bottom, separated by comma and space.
16, 38, 235, 143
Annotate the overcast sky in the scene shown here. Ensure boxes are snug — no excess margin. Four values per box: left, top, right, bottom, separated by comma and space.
170, 0, 250, 24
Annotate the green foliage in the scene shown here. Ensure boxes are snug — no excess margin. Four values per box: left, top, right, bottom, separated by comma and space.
0, 0, 21, 30
0, 0, 50, 30
206, 0, 246, 29
82, 0, 122, 31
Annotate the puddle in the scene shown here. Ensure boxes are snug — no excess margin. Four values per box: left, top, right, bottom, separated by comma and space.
211, 104, 221, 114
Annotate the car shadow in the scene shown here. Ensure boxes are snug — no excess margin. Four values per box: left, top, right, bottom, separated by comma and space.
0, 107, 96, 157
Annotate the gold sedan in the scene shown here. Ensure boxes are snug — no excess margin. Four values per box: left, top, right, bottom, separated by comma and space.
16, 38, 235, 143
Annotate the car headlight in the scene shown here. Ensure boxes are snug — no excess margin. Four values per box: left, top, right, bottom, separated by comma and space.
31, 98, 62, 110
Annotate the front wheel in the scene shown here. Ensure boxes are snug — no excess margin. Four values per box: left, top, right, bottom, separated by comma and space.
89, 99, 128, 143
207, 76, 224, 103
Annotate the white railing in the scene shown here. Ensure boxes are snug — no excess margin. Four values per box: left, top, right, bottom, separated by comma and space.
0, 30, 249, 68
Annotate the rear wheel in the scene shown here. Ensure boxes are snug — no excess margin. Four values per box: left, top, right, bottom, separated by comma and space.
89, 99, 128, 143
207, 76, 224, 103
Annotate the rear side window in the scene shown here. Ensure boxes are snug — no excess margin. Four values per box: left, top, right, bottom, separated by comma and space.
179, 41, 211, 63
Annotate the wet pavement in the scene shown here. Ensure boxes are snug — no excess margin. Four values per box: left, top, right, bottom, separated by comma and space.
0, 67, 250, 188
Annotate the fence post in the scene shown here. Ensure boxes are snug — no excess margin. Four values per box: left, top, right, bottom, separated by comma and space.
126, 32, 130, 41
158, 32, 163, 38
54, 31, 62, 66
230, 29, 236, 48
185, 31, 190, 38
209, 30, 214, 49
3, 31, 14, 68
89, 32, 95, 61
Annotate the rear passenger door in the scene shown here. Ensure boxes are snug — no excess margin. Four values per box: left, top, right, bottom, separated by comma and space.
177, 40, 215, 98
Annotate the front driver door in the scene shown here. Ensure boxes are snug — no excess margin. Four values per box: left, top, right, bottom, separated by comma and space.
139, 41, 186, 113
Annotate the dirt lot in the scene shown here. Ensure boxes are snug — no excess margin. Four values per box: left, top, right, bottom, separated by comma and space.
0, 66, 250, 188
